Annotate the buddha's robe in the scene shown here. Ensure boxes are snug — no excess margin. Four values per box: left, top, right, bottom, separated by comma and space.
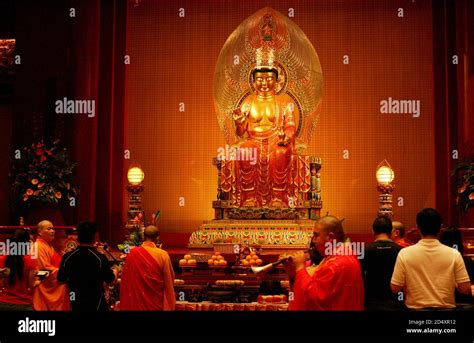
235, 94, 297, 207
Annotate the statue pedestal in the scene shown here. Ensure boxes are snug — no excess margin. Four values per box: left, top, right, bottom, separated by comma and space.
191, 154, 322, 249
188, 219, 315, 249
213, 200, 322, 220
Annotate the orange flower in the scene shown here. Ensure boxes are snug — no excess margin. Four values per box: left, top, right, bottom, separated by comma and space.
55, 192, 62, 199
31, 179, 38, 185
469, 193, 474, 201
26, 189, 33, 196
38, 183, 44, 188
23, 195, 28, 201
458, 183, 467, 194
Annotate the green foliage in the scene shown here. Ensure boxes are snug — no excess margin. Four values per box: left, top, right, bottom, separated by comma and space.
117, 228, 143, 252
10, 140, 79, 206
118, 209, 161, 252
452, 157, 474, 211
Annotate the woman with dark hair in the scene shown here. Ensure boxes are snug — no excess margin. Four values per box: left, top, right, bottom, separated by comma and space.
439, 226, 474, 308
0, 229, 40, 310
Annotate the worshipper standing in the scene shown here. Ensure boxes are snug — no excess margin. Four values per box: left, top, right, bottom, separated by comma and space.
391, 208, 471, 309
33, 220, 70, 311
120, 225, 175, 310
0, 229, 40, 310
361, 217, 403, 311
57, 221, 117, 311
405, 227, 422, 245
285, 215, 364, 310
391, 221, 410, 248
439, 226, 474, 307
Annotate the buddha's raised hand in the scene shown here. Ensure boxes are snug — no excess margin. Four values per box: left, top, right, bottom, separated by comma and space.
232, 108, 248, 122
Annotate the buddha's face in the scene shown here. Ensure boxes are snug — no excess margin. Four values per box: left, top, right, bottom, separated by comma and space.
253, 71, 276, 96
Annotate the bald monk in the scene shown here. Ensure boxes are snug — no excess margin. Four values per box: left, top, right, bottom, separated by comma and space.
285, 216, 364, 310
120, 225, 175, 310
391, 221, 410, 248
33, 220, 70, 311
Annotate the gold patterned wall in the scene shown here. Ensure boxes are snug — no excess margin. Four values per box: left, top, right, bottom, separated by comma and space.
124, 0, 435, 235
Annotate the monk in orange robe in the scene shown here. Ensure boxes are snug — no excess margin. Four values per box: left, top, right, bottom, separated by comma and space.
391, 221, 410, 248
33, 220, 70, 311
286, 216, 364, 310
120, 225, 175, 311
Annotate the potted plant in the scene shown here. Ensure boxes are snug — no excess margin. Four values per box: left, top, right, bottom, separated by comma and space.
117, 210, 161, 254
452, 156, 474, 226
10, 139, 79, 225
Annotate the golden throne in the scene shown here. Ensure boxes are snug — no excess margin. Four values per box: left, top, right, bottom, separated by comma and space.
212, 155, 322, 221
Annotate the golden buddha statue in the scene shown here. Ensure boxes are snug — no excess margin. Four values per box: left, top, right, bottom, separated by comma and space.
232, 47, 296, 208
189, 8, 324, 248
212, 7, 323, 217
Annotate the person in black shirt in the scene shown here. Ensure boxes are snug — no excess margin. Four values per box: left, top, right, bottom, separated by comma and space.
361, 216, 403, 310
57, 221, 117, 311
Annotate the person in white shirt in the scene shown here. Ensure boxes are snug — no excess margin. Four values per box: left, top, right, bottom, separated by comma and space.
390, 208, 472, 309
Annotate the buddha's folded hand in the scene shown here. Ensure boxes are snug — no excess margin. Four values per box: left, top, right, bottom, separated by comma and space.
277, 135, 291, 146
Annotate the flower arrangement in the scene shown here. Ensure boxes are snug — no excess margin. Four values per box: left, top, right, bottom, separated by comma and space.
452, 156, 474, 211
10, 140, 79, 206
117, 210, 161, 253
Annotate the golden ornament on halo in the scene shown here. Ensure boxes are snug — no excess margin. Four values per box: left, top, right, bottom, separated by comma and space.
255, 46, 275, 69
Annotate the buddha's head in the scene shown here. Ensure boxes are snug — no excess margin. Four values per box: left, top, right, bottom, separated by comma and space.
252, 68, 278, 97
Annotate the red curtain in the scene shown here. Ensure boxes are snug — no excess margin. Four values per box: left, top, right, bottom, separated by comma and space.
433, 0, 474, 228
66, 0, 127, 244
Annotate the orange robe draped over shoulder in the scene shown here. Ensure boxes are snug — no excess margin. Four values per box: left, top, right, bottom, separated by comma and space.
394, 238, 410, 248
120, 242, 175, 311
290, 249, 364, 311
33, 237, 70, 311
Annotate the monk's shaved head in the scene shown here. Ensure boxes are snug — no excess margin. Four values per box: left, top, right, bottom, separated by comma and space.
144, 225, 160, 241
392, 221, 405, 237
37, 220, 55, 243
316, 215, 345, 242
38, 220, 53, 232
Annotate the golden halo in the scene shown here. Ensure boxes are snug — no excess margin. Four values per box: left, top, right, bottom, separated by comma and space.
214, 7, 323, 147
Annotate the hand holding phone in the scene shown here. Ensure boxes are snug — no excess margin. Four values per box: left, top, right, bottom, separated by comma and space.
36, 270, 50, 279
